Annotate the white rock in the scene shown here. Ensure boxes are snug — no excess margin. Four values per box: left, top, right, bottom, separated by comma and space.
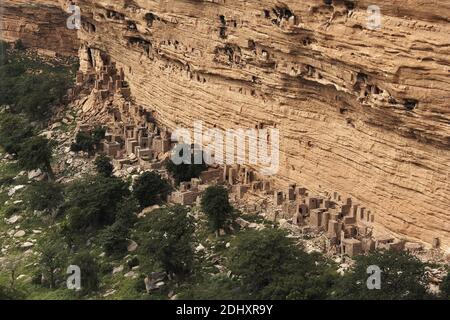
124, 271, 137, 278
195, 244, 206, 252
21, 242, 34, 248
28, 169, 43, 180
6, 215, 21, 224
13, 200, 23, 205
103, 289, 116, 297
14, 230, 26, 238
127, 240, 138, 252
51, 122, 62, 130
112, 265, 124, 274
225, 242, 231, 248
8, 185, 25, 196
126, 167, 136, 174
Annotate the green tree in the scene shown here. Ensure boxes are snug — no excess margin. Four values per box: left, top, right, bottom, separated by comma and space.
71, 127, 106, 155
37, 230, 68, 289
166, 144, 207, 184
64, 175, 130, 233
335, 249, 430, 300
137, 205, 194, 277
227, 228, 337, 299
71, 131, 95, 154
201, 186, 233, 236
132, 171, 171, 208
98, 199, 138, 257
0, 113, 33, 154
17, 136, 54, 179
70, 251, 100, 295
0, 285, 25, 300
94, 155, 113, 177
24, 181, 63, 215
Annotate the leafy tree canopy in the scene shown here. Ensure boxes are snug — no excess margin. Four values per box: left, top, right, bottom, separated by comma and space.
132, 171, 171, 208
136, 205, 195, 276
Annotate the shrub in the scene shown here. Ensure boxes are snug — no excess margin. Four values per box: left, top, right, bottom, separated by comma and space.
0, 113, 33, 154
132, 171, 171, 208
137, 205, 195, 276
70, 251, 100, 295
24, 181, 63, 214
227, 228, 337, 299
64, 175, 130, 233
37, 230, 69, 289
166, 144, 207, 185
94, 155, 113, 177
335, 249, 430, 300
200, 185, 233, 235
17, 136, 54, 179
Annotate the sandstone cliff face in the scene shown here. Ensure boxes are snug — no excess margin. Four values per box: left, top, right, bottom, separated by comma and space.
0, 0, 78, 56
2, 0, 449, 250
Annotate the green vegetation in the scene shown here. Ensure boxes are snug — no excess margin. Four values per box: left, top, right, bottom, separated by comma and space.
201, 186, 233, 235
166, 145, 207, 185
70, 252, 100, 295
94, 155, 114, 177
71, 127, 106, 155
0, 113, 33, 154
24, 181, 63, 214
132, 171, 171, 208
36, 230, 69, 289
0, 42, 77, 122
335, 249, 430, 299
17, 136, 54, 179
64, 175, 131, 235
136, 205, 195, 277
227, 228, 338, 299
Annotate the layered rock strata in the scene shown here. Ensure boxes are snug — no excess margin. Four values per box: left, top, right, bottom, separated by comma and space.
0, 0, 78, 56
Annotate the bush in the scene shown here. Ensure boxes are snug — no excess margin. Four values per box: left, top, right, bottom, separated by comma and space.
0, 285, 25, 300
0, 50, 75, 122
37, 230, 69, 289
70, 251, 100, 295
166, 144, 207, 185
136, 205, 195, 276
132, 172, 172, 208
335, 249, 430, 300
227, 228, 337, 299
71, 127, 105, 155
17, 136, 54, 178
99, 222, 130, 258
24, 181, 63, 213
94, 155, 113, 177
0, 113, 33, 154
201, 186, 233, 235
64, 175, 130, 233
